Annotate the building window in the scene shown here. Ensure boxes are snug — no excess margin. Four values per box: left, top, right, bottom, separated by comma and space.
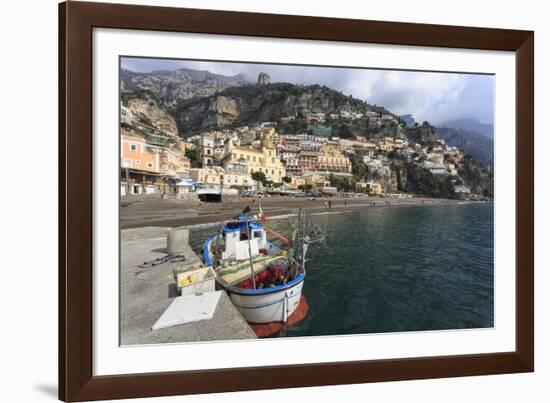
130, 144, 137, 151
122, 159, 131, 167
147, 162, 153, 168
135, 160, 141, 165
253, 156, 256, 162
207, 149, 211, 155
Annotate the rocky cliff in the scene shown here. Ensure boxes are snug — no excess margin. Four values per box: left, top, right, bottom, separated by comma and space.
121, 90, 179, 138
121, 67, 248, 107
173, 82, 392, 133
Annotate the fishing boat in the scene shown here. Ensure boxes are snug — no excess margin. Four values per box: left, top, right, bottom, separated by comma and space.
203, 208, 319, 324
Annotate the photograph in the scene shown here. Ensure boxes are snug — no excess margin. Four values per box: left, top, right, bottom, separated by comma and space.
2, 0, 542, 401
119, 57, 495, 345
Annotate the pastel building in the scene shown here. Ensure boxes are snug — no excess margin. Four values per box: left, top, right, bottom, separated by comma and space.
223, 133, 286, 183
121, 134, 160, 173
120, 134, 191, 195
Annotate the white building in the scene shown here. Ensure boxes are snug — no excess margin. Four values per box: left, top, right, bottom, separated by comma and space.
424, 161, 448, 175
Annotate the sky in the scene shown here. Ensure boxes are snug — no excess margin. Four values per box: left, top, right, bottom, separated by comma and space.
121, 58, 494, 126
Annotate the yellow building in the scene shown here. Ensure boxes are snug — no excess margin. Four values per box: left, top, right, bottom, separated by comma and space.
339, 138, 376, 150
290, 176, 306, 189
377, 140, 397, 152
367, 181, 382, 195
356, 181, 382, 195
224, 134, 285, 183
318, 144, 352, 173
188, 167, 224, 186
303, 173, 330, 190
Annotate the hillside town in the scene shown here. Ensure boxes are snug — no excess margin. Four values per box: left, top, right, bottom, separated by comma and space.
121, 107, 476, 201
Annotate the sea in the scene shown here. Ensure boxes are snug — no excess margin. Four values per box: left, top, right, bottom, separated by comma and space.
189, 202, 494, 337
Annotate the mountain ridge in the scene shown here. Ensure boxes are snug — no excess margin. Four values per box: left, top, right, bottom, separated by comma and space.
438, 118, 494, 139
436, 126, 493, 168
121, 67, 249, 107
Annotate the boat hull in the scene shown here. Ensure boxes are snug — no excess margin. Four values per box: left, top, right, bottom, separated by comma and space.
225, 276, 304, 323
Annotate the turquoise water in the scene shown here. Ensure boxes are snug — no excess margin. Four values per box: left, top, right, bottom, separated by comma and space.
190, 203, 494, 337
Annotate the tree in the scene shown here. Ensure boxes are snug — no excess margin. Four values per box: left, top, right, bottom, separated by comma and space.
349, 154, 367, 181
282, 176, 292, 184
404, 163, 454, 198
184, 148, 200, 168
335, 124, 354, 139
251, 171, 267, 185
387, 149, 401, 160
329, 175, 354, 192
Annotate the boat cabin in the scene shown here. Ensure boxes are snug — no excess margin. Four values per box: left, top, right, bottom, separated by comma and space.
221, 216, 267, 261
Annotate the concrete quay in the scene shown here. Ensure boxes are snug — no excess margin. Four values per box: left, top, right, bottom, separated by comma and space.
120, 226, 256, 345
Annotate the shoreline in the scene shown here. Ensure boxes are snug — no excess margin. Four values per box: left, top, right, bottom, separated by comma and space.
121, 195, 486, 229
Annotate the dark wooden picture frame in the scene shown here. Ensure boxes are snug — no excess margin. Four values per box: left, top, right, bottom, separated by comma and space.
59, 1, 534, 401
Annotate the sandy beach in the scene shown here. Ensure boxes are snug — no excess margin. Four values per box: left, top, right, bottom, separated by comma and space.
121, 194, 467, 229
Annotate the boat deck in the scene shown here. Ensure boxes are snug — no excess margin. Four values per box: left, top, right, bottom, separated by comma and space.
216, 255, 283, 286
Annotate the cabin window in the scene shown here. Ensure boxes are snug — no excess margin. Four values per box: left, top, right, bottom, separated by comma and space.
253, 231, 262, 238
239, 231, 249, 241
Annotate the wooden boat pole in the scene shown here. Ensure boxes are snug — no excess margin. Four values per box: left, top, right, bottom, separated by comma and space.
263, 225, 292, 245
245, 216, 257, 289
